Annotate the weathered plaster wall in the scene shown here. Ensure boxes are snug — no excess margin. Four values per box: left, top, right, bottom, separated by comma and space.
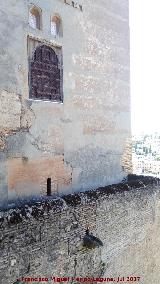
0, 177, 160, 284
0, 0, 130, 205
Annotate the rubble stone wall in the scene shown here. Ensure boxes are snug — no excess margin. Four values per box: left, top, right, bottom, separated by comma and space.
0, 178, 160, 284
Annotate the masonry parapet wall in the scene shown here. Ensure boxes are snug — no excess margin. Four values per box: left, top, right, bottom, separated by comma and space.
0, 175, 160, 284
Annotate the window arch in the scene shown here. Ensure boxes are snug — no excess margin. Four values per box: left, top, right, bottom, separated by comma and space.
51, 14, 63, 37
29, 5, 42, 30
29, 44, 62, 101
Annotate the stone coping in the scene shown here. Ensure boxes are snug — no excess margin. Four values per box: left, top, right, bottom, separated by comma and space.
0, 175, 160, 226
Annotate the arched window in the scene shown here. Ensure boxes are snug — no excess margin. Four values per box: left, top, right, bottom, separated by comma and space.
51, 14, 63, 37
29, 44, 62, 101
29, 5, 42, 30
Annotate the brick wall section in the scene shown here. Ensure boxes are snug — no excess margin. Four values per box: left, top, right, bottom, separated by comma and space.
0, 176, 160, 284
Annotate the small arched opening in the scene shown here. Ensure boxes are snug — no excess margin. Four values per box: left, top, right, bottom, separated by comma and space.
29, 5, 42, 30
51, 14, 63, 37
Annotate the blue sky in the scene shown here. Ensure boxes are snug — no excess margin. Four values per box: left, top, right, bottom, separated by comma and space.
130, 0, 160, 134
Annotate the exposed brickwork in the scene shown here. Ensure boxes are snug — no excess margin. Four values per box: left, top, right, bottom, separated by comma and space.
0, 91, 21, 131
121, 137, 133, 173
